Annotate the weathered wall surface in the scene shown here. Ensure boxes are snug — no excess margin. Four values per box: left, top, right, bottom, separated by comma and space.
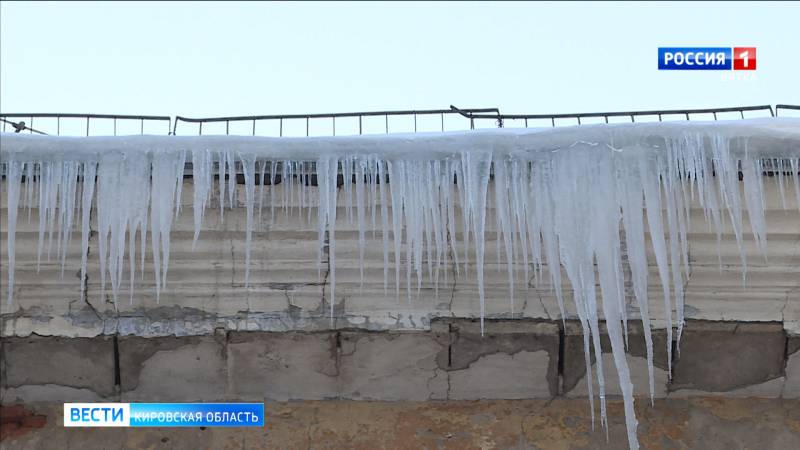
2, 180, 799, 337
1, 178, 799, 405
1, 320, 799, 404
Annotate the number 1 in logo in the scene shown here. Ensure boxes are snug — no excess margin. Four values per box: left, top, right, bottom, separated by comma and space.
733, 47, 756, 70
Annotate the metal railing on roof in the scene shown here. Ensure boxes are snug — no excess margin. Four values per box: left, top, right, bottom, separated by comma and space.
451, 104, 775, 128
776, 104, 800, 116
0, 104, 791, 137
172, 107, 501, 136
0, 113, 172, 136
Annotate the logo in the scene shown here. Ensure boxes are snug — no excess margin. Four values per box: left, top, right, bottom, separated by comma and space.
732, 47, 756, 70
658, 47, 756, 70
64, 403, 265, 427
64, 403, 129, 427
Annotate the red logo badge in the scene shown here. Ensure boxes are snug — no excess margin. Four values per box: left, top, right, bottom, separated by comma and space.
733, 47, 756, 70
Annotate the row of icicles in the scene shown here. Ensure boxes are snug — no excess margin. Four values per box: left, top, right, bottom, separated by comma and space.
3, 140, 800, 449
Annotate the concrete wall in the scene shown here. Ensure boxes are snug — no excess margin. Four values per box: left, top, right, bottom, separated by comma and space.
1, 178, 799, 403
2, 319, 798, 404
2, 180, 798, 337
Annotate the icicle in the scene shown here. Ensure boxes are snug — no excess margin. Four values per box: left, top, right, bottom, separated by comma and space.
792, 158, 800, 212
149, 152, 183, 301
241, 153, 256, 288
343, 157, 353, 224
24, 161, 34, 223
618, 160, 656, 403
35, 161, 50, 271
45, 161, 61, 262
355, 158, 367, 286
741, 156, 769, 258
493, 158, 515, 311
192, 149, 211, 247
712, 136, 747, 281
79, 161, 97, 299
388, 160, 405, 298
226, 150, 236, 211
218, 151, 226, 223
460, 150, 492, 334
774, 158, 787, 210
317, 155, 339, 320
258, 159, 267, 226
57, 161, 79, 278
282, 160, 290, 218
378, 160, 390, 296
640, 155, 674, 378
592, 150, 638, 449
174, 151, 186, 218
270, 160, 277, 223
4, 159, 23, 304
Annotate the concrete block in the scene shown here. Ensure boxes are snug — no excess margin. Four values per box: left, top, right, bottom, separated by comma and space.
448, 350, 553, 400
446, 319, 559, 399
227, 331, 338, 401
562, 320, 670, 398
784, 336, 800, 398
670, 321, 786, 395
338, 330, 449, 401
0, 335, 115, 402
118, 335, 227, 401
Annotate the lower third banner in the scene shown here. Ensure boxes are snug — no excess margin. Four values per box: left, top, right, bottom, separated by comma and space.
64, 403, 265, 427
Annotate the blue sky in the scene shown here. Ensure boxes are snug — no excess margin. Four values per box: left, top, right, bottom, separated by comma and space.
1, 1, 798, 120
